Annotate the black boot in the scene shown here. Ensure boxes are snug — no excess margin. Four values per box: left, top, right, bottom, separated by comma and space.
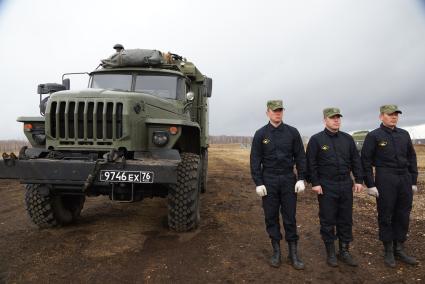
270, 239, 281, 268
394, 241, 418, 266
325, 242, 338, 267
383, 241, 396, 268
338, 241, 358, 267
287, 241, 305, 270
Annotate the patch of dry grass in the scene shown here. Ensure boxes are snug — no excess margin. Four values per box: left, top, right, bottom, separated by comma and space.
209, 144, 251, 168
210, 144, 425, 221
415, 145, 425, 169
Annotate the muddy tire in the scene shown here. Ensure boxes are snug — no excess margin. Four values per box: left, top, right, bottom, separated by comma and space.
25, 184, 85, 228
200, 149, 208, 193
168, 153, 201, 232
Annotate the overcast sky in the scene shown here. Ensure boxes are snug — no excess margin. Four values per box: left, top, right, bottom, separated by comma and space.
0, 0, 424, 139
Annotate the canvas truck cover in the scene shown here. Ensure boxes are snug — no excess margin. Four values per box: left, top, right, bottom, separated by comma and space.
101, 49, 164, 68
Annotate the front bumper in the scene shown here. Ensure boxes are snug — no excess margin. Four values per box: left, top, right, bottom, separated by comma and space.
0, 156, 179, 185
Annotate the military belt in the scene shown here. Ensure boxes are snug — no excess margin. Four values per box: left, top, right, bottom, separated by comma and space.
263, 168, 293, 175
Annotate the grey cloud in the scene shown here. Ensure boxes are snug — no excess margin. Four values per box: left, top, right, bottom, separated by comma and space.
0, 0, 424, 139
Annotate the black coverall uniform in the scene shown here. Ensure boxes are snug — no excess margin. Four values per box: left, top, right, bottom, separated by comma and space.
306, 129, 363, 243
250, 122, 306, 241
361, 124, 418, 242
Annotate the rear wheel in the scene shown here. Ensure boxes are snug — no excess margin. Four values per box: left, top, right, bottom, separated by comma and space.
25, 184, 85, 228
168, 153, 201, 232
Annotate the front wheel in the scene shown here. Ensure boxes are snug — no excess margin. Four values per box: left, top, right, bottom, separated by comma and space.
25, 184, 85, 228
167, 153, 201, 232
200, 149, 208, 193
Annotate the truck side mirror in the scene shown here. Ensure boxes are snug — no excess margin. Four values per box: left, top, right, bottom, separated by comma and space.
203, 77, 212, 98
62, 78, 70, 90
37, 83, 67, 95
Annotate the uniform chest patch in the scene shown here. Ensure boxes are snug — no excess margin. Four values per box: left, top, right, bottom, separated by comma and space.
378, 141, 387, 147
262, 138, 270, 144
321, 145, 330, 151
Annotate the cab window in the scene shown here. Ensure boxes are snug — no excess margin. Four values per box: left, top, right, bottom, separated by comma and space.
135, 75, 185, 100
90, 74, 132, 91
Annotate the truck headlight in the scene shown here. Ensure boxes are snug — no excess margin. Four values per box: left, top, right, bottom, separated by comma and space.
152, 131, 169, 146
33, 134, 46, 145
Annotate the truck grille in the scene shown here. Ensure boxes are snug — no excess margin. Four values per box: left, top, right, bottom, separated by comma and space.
49, 101, 123, 144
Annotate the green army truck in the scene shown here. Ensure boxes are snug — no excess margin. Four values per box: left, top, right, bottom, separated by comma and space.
351, 130, 369, 153
0, 46, 212, 232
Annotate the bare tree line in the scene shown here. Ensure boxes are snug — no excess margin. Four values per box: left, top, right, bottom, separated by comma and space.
0, 136, 306, 151
209, 136, 253, 144
0, 137, 258, 152
0, 140, 29, 153
209, 136, 424, 145
0, 136, 421, 153
208, 135, 310, 145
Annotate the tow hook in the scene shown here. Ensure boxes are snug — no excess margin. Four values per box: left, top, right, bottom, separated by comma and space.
2, 152, 17, 167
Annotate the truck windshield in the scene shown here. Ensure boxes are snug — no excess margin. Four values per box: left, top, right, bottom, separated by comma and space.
91, 74, 132, 91
135, 75, 184, 100
90, 74, 185, 100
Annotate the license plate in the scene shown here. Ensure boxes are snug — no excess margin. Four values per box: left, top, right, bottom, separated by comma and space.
99, 170, 154, 183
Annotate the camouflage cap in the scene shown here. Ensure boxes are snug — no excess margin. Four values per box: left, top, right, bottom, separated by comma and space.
267, 100, 284, 111
380, 105, 402, 114
323, 107, 343, 118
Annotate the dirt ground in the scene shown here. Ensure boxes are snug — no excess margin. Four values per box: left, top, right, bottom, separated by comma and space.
0, 144, 425, 283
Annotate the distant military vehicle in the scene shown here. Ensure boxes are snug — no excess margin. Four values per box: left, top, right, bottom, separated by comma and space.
0, 45, 212, 232
351, 130, 369, 152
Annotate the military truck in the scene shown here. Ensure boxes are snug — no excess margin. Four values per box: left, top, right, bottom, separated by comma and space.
0, 45, 212, 232
351, 130, 369, 153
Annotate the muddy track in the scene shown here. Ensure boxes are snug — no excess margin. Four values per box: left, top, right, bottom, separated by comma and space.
0, 145, 424, 283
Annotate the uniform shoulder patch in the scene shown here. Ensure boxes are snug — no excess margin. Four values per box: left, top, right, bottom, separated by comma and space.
321, 145, 329, 151
378, 140, 387, 147
262, 138, 270, 144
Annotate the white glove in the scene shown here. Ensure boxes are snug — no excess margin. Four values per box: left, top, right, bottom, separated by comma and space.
256, 185, 267, 197
412, 185, 418, 194
295, 180, 305, 193
367, 187, 379, 198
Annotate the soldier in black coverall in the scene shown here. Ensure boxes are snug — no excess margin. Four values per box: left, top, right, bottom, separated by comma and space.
361, 105, 418, 268
306, 107, 363, 267
250, 100, 306, 270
